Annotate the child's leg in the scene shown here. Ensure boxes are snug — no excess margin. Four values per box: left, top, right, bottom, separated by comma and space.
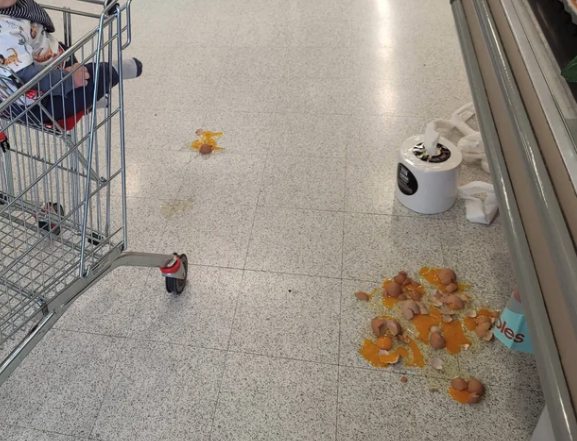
39, 62, 119, 121
37, 58, 141, 121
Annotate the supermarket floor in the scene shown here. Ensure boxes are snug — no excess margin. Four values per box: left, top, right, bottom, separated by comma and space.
0, 0, 545, 440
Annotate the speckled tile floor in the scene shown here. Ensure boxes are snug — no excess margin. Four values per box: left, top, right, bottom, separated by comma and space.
0, 0, 545, 440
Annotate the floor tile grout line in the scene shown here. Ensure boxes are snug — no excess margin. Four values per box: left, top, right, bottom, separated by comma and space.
4, 423, 94, 440
87, 338, 126, 439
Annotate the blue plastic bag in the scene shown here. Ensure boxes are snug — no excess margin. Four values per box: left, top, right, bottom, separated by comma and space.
494, 288, 533, 354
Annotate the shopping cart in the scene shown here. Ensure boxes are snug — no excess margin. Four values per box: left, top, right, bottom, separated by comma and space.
0, 0, 188, 386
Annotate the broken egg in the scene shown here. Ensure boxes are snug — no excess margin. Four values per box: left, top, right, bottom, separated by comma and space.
430, 326, 441, 334
402, 300, 421, 320
398, 294, 407, 301
476, 316, 492, 326
394, 273, 407, 285
199, 143, 213, 154
430, 332, 446, 349
468, 378, 485, 396
386, 282, 402, 298
376, 336, 394, 351
386, 319, 402, 337
401, 376, 408, 383
371, 318, 387, 337
355, 292, 370, 301
475, 322, 492, 338
446, 283, 458, 294
446, 295, 464, 310
467, 393, 483, 404
417, 302, 429, 315
431, 357, 443, 370
451, 378, 469, 391
438, 269, 457, 286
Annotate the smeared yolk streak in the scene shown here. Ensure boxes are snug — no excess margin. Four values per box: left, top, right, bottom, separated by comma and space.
464, 317, 477, 331
382, 297, 398, 308
442, 320, 472, 354
419, 267, 470, 293
429, 306, 442, 317
406, 337, 425, 368
191, 130, 224, 152
449, 387, 470, 404
412, 314, 442, 343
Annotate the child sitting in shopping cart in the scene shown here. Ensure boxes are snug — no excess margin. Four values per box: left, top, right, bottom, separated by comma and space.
0, 0, 142, 123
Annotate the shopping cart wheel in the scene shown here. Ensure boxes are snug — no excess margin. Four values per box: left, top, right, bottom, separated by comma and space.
38, 203, 65, 236
165, 253, 188, 295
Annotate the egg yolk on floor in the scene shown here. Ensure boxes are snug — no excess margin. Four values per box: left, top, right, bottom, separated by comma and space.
449, 387, 470, 404
191, 130, 224, 151
406, 337, 425, 367
382, 297, 398, 308
412, 314, 442, 343
464, 317, 477, 331
419, 267, 470, 293
442, 320, 472, 354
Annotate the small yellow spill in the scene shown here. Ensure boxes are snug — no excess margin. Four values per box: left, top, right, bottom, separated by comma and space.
191, 129, 224, 153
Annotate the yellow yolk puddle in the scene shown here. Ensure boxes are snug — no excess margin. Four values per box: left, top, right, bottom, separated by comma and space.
412, 314, 442, 344
406, 337, 425, 368
419, 267, 470, 293
449, 387, 470, 404
442, 320, 472, 354
191, 130, 224, 152
360, 340, 403, 367
464, 317, 477, 331
382, 297, 398, 308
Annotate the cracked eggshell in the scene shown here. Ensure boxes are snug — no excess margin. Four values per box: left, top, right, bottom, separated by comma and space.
431, 357, 443, 370
398, 294, 408, 301
386, 319, 402, 337
402, 300, 421, 320
476, 316, 492, 326
386, 282, 402, 298
467, 393, 483, 404
475, 322, 492, 338
446, 283, 458, 294
418, 302, 429, 315
468, 378, 485, 396
199, 144, 213, 154
446, 295, 464, 309
438, 269, 457, 286
371, 318, 387, 337
355, 292, 370, 301
394, 273, 407, 285
451, 378, 469, 391
430, 332, 446, 349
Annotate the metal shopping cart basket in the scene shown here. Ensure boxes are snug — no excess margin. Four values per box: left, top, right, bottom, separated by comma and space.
0, 0, 188, 386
